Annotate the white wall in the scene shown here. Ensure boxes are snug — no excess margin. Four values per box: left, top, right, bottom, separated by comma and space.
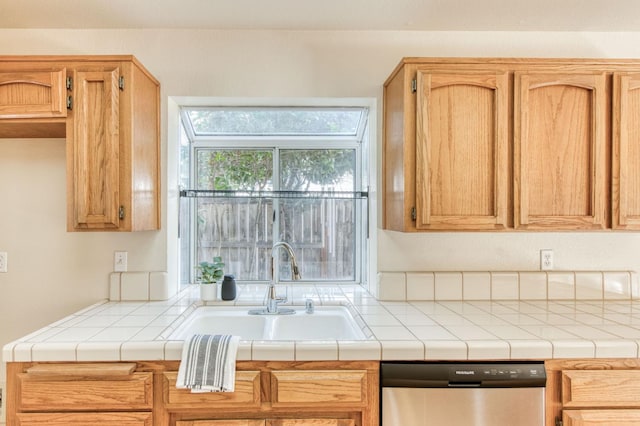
2, 29, 640, 381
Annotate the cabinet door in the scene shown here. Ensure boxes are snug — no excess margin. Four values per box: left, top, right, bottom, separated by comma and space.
68, 66, 121, 230
563, 409, 640, 425
613, 72, 640, 229
0, 68, 67, 118
415, 70, 509, 230
514, 72, 607, 229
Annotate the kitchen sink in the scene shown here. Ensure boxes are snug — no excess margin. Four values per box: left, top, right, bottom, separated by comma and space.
168, 305, 367, 340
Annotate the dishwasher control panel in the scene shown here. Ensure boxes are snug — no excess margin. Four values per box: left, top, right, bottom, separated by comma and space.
450, 363, 545, 382
381, 362, 546, 388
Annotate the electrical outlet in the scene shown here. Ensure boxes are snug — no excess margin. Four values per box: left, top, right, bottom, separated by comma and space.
0, 252, 7, 273
540, 249, 554, 271
114, 251, 128, 272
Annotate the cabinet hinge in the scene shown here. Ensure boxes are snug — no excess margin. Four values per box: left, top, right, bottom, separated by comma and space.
66, 96, 73, 110
555, 417, 563, 426
119, 76, 125, 91
66, 76, 73, 90
411, 207, 417, 221
411, 79, 417, 93
119, 206, 125, 220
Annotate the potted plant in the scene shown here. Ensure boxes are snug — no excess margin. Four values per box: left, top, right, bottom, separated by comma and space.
197, 256, 224, 301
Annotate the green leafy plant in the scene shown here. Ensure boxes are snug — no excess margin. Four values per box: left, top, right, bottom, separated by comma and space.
197, 256, 224, 284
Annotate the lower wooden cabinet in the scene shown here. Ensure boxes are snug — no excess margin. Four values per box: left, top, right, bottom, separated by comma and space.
546, 359, 640, 426
176, 421, 265, 426
268, 420, 355, 426
563, 410, 640, 426
163, 370, 261, 409
16, 363, 153, 412
176, 420, 354, 426
6, 360, 378, 426
270, 370, 368, 407
15, 412, 153, 426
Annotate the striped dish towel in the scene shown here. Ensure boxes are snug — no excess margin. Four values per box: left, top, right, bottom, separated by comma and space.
176, 334, 240, 392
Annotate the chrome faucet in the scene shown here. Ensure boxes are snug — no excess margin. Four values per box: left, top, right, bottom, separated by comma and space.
249, 241, 301, 315
271, 241, 301, 281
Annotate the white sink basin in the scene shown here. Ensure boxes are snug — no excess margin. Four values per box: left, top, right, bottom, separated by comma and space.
169, 305, 367, 341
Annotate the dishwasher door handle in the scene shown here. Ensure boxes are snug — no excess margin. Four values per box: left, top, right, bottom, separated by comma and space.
448, 382, 482, 388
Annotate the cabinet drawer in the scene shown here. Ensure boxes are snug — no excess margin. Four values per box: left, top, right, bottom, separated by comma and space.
268, 420, 356, 426
176, 421, 265, 426
271, 370, 367, 407
17, 363, 153, 411
563, 409, 640, 425
562, 370, 640, 408
163, 370, 261, 408
15, 412, 153, 426
0, 68, 67, 118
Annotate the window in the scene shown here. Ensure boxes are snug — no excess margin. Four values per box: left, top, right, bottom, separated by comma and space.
179, 105, 370, 285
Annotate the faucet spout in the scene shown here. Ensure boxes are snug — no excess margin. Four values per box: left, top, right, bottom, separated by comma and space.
271, 241, 302, 281
249, 241, 301, 315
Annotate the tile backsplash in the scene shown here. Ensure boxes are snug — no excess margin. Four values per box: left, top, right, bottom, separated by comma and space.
112, 270, 638, 303
110, 271, 172, 301
377, 271, 638, 301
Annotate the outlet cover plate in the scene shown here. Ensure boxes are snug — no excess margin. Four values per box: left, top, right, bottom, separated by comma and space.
0, 252, 7, 273
114, 251, 128, 272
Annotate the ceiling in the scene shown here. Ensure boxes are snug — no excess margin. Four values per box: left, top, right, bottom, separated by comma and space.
1, 0, 639, 31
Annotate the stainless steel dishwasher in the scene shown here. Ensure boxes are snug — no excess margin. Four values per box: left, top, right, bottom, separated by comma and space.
381, 362, 546, 426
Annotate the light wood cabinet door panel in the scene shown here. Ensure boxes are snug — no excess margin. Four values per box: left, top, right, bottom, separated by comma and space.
69, 66, 121, 230
163, 370, 261, 409
514, 72, 607, 229
0, 68, 67, 118
15, 412, 153, 426
270, 370, 367, 407
613, 72, 640, 229
268, 420, 355, 426
415, 70, 509, 230
563, 409, 640, 425
177, 421, 265, 426
16, 370, 153, 411
562, 370, 640, 408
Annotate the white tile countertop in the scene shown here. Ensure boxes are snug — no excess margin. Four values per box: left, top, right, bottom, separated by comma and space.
4, 283, 640, 363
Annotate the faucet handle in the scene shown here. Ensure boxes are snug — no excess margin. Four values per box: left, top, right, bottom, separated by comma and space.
268, 284, 287, 303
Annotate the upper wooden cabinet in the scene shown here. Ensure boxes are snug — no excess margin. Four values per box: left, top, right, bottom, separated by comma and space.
0, 67, 67, 119
0, 63, 69, 138
613, 72, 640, 230
0, 56, 160, 232
384, 58, 640, 232
514, 71, 607, 230
414, 70, 509, 230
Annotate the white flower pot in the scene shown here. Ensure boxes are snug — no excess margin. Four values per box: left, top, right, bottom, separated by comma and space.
199, 283, 219, 301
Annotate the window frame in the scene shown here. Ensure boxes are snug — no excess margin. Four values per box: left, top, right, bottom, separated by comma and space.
177, 102, 373, 287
